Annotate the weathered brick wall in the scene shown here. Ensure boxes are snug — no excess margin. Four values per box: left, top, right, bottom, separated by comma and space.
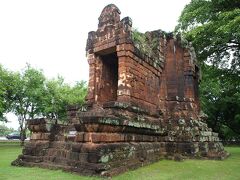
159, 36, 200, 121
85, 4, 164, 115
117, 45, 162, 115
85, 4, 200, 120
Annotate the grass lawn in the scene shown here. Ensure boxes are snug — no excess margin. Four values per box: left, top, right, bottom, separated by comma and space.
0, 142, 240, 180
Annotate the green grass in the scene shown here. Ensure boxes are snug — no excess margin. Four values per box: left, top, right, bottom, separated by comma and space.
0, 143, 240, 180
0, 142, 98, 180
116, 147, 240, 180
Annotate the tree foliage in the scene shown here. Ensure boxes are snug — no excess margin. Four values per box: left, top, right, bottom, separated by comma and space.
11, 65, 46, 120
0, 124, 15, 136
0, 65, 8, 121
8, 65, 46, 145
176, 0, 240, 71
43, 77, 87, 122
200, 65, 240, 140
0, 64, 87, 144
0, 65, 16, 122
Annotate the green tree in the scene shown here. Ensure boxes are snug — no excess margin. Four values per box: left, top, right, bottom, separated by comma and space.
0, 65, 16, 122
43, 77, 87, 123
67, 81, 87, 107
43, 77, 69, 122
0, 65, 8, 121
200, 65, 240, 140
0, 124, 15, 136
10, 65, 46, 145
176, 0, 240, 70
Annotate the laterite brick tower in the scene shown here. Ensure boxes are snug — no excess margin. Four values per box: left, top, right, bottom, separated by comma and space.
71, 4, 228, 174
14, 4, 228, 176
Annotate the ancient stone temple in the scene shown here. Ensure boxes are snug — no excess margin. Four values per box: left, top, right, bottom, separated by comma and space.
13, 4, 228, 176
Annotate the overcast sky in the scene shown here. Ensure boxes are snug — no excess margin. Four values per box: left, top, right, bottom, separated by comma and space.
0, 0, 190, 130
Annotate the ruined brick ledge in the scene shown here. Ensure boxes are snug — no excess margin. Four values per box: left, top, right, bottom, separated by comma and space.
12, 117, 229, 177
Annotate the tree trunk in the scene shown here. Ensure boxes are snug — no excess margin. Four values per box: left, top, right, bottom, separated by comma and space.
18, 116, 26, 146
20, 129, 26, 146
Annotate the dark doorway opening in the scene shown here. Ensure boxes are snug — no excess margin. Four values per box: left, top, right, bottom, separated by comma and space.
99, 52, 118, 103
